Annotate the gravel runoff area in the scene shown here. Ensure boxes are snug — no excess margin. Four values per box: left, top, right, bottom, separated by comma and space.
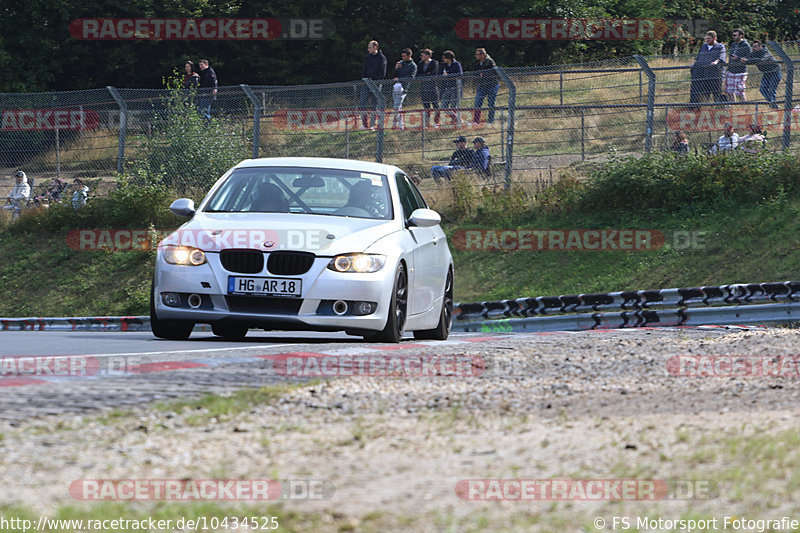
3, 327, 800, 532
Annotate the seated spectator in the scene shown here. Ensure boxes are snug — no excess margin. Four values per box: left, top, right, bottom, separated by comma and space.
3, 171, 31, 219
472, 137, 490, 175
671, 131, 689, 154
738, 123, 767, 153
430, 136, 477, 182
33, 177, 68, 206
710, 122, 739, 154
71, 178, 89, 209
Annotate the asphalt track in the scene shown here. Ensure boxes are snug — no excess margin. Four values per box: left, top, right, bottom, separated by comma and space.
0, 330, 513, 422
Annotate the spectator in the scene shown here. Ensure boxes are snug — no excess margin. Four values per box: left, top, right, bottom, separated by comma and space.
391, 48, 417, 130
738, 123, 767, 153
472, 48, 500, 124
360, 40, 387, 130
472, 137, 490, 175
71, 178, 89, 209
439, 51, 463, 125
690, 31, 726, 106
197, 58, 218, 120
671, 131, 689, 154
430, 136, 476, 182
3, 170, 30, 219
417, 49, 440, 128
32, 177, 68, 206
743, 40, 782, 108
725, 29, 751, 103
710, 122, 739, 153
183, 61, 200, 90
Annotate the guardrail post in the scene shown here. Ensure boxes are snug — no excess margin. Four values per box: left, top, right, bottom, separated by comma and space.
107, 86, 126, 173
767, 41, 794, 150
364, 78, 385, 163
240, 84, 261, 158
633, 55, 655, 153
494, 66, 515, 189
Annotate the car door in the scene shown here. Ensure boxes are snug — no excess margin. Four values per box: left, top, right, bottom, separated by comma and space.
407, 177, 449, 293
395, 172, 437, 315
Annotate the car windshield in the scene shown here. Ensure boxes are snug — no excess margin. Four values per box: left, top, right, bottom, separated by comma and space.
203, 167, 393, 220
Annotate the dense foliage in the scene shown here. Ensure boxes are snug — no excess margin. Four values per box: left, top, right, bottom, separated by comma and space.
2, 0, 798, 92
579, 150, 800, 212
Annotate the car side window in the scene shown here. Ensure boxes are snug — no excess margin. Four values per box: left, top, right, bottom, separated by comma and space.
395, 172, 420, 219
407, 178, 428, 209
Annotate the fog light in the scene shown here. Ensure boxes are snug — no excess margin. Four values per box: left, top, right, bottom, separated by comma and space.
353, 301, 377, 316
162, 293, 181, 307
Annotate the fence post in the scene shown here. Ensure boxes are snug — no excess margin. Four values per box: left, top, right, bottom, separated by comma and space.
633, 56, 655, 153
240, 84, 261, 158
580, 108, 585, 160
494, 66, 515, 189
107, 86, 126, 174
364, 78, 385, 163
767, 41, 794, 150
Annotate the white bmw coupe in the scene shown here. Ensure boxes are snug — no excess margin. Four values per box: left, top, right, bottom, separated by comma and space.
151, 157, 453, 342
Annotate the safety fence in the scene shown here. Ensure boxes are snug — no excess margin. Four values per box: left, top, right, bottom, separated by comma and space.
1, 41, 798, 196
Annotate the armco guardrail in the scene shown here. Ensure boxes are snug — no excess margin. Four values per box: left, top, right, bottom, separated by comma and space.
2, 281, 798, 333
452, 281, 800, 332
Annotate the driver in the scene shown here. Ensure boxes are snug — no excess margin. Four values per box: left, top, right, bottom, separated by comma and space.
253, 182, 289, 212
344, 180, 384, 217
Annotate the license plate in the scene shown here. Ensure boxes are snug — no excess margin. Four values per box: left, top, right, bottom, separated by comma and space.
228, 276, 302, 297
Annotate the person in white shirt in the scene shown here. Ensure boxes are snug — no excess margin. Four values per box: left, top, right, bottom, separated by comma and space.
3, 170, 30, 219
711, 122, 739, 153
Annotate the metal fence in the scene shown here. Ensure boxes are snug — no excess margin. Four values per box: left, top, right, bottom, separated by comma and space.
1, 41, 798, 196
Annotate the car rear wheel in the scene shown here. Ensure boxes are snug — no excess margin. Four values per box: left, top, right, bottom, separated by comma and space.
150, 283, 193, 340
212, 324, 249, 340
414, 268, 453, 341
368, 263, 407, 343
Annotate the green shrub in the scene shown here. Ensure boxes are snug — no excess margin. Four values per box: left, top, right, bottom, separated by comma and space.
10, 175, 179, 235
133, 73, 249, 192
580, 150, 800, 213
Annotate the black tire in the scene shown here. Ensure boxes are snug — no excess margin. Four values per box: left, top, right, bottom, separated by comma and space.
212, 323, 249, 340
369, 263, 408, 343
150, 282, 193, 340
413, 268, 453, 341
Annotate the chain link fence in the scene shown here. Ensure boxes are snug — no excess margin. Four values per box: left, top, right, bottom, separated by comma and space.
1, 42, 798, 200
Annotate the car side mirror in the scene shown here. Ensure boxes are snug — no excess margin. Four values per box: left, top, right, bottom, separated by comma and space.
170, 198, 196, 218
408, 208, 441, 228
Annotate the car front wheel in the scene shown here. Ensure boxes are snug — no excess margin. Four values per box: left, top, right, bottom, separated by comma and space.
368, 263, 408, 343
150, 283, 194, 340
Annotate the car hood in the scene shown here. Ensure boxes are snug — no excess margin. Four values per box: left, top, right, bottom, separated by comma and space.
161, 212, 399, 256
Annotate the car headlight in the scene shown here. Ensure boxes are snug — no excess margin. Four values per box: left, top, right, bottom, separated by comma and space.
163, 245, 206, 266
327, 254, 386, 273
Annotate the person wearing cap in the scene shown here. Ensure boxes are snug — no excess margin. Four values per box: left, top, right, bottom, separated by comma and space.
430, 136, 477, 182
472, 137, 490, 174
3, 171, 31, 219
